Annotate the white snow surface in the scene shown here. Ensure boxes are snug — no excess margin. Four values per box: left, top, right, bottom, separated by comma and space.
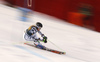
0, 4, 100, 62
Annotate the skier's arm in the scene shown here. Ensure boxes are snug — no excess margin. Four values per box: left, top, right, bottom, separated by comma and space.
38, 31, 47, 43
38, 31, 44, 37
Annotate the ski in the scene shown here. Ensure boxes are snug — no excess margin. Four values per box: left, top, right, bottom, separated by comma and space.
24, 43, 66, 55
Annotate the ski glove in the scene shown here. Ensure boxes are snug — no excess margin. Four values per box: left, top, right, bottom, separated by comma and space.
43, 36, 47, 43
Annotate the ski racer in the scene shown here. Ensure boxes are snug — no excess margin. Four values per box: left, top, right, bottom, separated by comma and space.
24, 22, 47, 49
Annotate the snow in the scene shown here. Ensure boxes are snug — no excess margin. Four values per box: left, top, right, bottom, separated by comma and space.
0, 4, 100, 62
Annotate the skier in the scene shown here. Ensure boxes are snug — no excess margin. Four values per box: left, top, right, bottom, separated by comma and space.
24, 22, 47, 49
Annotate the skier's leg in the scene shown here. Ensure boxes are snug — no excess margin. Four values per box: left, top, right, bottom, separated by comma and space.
24, 33, 45, 49
34, 41, 46, 49
33, 34, 45, 49
24, 33, 32, 41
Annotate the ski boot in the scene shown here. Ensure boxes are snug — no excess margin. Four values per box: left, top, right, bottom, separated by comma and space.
34, 43, 46, 50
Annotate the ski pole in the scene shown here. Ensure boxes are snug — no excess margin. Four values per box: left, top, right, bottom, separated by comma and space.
48, 40, 66, 52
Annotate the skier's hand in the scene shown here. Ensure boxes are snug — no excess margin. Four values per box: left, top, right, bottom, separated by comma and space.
43, 36, 47, 43
44, 40, 47, 43
43, 36, 47, 39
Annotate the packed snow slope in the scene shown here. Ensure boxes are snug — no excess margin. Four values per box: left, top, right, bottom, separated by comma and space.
0, 4, 100, 62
